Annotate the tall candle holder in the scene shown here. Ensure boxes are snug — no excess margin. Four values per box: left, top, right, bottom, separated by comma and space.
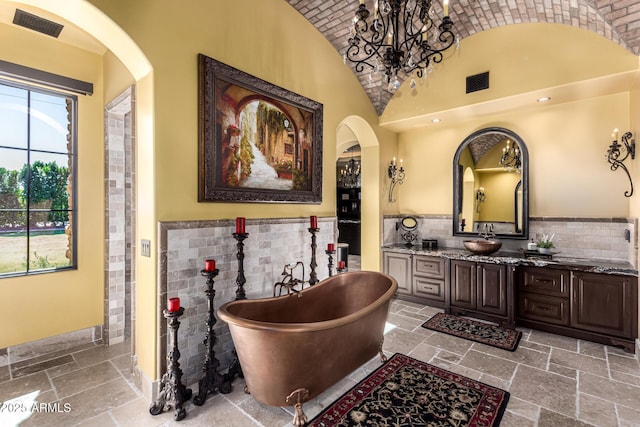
308, 227, 319, 285
149, 307, 192, 421
232, 232, 249, 300
193, 269, 233, 406
325, 249, 336, 277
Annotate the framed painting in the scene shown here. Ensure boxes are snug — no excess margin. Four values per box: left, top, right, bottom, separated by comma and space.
198, 54, 323, 203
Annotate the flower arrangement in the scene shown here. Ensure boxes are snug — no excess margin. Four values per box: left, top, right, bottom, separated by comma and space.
536, 233, 555, 249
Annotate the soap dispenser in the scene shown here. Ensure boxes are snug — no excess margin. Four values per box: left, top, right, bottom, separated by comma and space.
527, 239, 537, 251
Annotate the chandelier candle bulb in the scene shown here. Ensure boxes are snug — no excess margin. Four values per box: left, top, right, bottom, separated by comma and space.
613, 128, 619, 140
168, 297, 180, 313
443, 0, 449, 16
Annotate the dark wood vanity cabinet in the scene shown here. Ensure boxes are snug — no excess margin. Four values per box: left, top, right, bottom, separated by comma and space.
518, 266, 638, 352
449, 260, 513, 326
413, 255, 446, 307
571, 272, 637, 339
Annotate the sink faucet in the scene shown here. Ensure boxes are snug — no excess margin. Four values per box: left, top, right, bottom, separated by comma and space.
479, 223, 495, 240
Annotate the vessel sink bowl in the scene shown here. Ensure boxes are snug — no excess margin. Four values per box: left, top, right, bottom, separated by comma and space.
463, 240, 502, 255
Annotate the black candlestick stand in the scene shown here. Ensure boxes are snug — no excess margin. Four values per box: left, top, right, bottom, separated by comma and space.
232, 232, 249, 300
193, 269, 233, 406
149, 307, 192, 421
326, 249, 335, 277
308, 228, 319, 285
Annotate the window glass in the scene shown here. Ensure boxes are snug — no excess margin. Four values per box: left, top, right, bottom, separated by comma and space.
0, 80, 75, 276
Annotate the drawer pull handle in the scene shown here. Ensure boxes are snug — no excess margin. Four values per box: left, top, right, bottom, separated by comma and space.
537, 306, 552, 311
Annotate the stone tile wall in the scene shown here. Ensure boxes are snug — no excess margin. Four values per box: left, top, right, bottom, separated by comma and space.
383, 215, 638, 267
158, 217, 337, 386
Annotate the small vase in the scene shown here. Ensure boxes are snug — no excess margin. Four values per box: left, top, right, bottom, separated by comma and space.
538, 247, 552, 254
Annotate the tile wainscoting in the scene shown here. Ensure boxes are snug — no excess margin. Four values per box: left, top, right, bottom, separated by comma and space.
157, 217, 337, 392
383, 215, 638, 266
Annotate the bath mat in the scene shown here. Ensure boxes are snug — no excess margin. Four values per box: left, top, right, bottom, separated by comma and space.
422, 312, 522, 351
306, 353, 509, 427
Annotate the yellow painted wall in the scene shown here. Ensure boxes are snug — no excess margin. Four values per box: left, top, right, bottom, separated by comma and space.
390, 24, 635, 219
0, 21, 105, 347
398, 93, 630, 217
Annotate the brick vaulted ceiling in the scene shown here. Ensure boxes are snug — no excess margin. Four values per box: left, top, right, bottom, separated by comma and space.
286, 0, 640, 115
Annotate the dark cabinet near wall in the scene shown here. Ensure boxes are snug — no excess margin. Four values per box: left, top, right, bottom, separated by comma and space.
517, 266, 638, 353
449, 260, 514, 327
337, 187, 361, 255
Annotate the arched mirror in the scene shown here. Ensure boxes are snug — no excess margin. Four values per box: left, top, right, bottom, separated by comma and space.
453, 127, 529, 239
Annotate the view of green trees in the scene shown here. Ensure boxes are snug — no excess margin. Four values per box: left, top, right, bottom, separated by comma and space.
0, 160, 70, 230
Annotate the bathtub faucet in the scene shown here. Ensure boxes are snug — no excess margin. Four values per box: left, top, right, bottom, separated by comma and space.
274, 261, 307, 297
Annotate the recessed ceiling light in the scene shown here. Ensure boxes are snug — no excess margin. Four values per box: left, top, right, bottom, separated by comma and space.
432, 118, 441, 123
537, 97, 551, 103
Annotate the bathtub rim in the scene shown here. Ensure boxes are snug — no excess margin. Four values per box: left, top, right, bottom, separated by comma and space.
217, 271, 398, 333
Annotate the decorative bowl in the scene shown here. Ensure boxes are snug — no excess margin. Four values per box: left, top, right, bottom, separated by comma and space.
463, 240, 502, 255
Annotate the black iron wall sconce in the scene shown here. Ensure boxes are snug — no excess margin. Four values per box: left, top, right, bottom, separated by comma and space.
606, 128, 635, 197
388, 157, 405, 203
475, 187, 486, 212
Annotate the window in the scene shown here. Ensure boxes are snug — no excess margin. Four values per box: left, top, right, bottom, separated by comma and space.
0, 79, 76, 276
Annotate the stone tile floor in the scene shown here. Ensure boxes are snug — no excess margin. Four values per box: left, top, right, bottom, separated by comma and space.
1, 255, 639, 426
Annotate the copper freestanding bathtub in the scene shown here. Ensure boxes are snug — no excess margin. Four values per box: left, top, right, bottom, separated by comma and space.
217, 271, 397, 425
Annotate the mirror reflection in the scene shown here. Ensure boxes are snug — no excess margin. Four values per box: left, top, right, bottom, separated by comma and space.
453, 127, 529, 239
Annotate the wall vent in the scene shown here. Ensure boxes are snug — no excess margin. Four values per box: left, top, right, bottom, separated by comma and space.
466, 71, 489, 94
13, 9, 63, 38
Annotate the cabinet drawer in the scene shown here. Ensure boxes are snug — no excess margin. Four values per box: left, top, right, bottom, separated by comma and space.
413, 276, 445, 301
519, 267, 569, 297
518, 292, 569, 326
414, 255, 445, 279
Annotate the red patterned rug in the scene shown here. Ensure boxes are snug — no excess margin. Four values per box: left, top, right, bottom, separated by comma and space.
422, 312, 522, 351
307, 353, 509, 426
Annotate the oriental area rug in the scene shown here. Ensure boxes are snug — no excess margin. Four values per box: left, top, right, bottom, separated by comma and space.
422, 312, 522, 352
306, 353, 509, 427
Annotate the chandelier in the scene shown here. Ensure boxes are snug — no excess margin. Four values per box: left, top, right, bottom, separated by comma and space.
346, 0, 457, 92
499, 139, 521, 172
341, 156, 361, 187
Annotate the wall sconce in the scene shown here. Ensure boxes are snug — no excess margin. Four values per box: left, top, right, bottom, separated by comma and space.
476, 187, 486, 212
388, 157, 405, 203
607, 128, 635, 197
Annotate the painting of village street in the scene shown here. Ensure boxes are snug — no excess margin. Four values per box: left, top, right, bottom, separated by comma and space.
198, 55, 322, 203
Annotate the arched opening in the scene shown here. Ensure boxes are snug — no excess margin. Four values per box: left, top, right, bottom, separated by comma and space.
336, 116, 381, 272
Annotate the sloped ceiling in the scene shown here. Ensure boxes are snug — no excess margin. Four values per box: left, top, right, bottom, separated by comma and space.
286, 0, 640, 115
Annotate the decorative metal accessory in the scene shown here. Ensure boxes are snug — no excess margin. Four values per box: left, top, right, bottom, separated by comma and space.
193, 269, 233, 406
340, 154, 361, 188
308, 226, 319, 285
397, 216, 418, 246
149, 307, 192, 421
499, 139, 521, 172
345, 0, 456, 92
475, 187, 485, 212
607, 128, 635, 197
326, 248, 336, 276
388, 157, 405, 202
232, 232, 249, 300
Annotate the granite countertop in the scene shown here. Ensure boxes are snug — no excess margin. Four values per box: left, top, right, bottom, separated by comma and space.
381, 244, 638, 276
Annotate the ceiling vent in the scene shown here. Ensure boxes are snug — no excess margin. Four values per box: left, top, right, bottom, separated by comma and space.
466, 71, 489, 94
13, 9, 63, 38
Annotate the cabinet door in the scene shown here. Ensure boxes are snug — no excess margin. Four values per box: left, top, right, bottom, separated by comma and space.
571, 272, 637, 338
477, 263, 507, 316
383, 252, 412, 295
450, 260, 476, 309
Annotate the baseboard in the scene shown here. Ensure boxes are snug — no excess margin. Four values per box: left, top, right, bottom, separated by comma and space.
134, 364, 159, 403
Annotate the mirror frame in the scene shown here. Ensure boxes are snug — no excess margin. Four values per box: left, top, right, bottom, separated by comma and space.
452, 127, 529, 240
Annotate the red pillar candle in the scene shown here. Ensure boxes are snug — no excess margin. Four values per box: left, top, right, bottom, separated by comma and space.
168, 297, 180, 313
204, 259, 216, 272
310, 215, 318, 229
338, 261, 346, 270
327, 243, 335, 251
236, 217, 246, 234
